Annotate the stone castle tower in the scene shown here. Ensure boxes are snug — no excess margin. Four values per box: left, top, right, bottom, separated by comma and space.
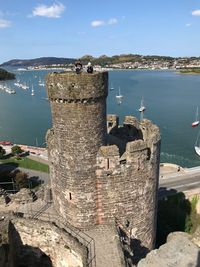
46, 71, 160, 256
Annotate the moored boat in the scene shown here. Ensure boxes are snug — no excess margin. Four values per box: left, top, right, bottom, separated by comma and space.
192, 107, 199, 127
139, 97, 146, 112
116, 87, 123, 104
31, 85, 35, 96
194, 129, 200, 156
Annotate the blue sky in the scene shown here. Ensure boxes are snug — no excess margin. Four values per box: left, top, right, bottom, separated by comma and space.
1, 0, 200, 62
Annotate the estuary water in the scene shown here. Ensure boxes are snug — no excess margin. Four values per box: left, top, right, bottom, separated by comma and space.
1, 69, 200, 168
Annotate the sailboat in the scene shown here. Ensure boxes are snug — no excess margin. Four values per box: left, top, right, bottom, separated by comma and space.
31, 86, 35, 96
116, 87, 123, 104
139, 97, 146, 112
39, 78, 45, 87
192, 107, 199, 127
195, 130, 200, 156
110, 82, 114, 91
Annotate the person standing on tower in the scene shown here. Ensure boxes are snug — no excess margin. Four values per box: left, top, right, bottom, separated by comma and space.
87, 61, 93, 74
75, 59, 82, 74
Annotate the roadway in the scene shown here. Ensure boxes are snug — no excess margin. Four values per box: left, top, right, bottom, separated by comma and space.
0, 163, 50, 187
159, 167, 200, 198
1, 156, 200, 198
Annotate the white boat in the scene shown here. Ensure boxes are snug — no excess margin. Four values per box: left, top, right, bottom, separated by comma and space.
21, 83, 29, 90
6, 89, 16, 94
192, 107, 200, 127
39, 79, 45, 87
110, 82, 114, 91
116, 87, 123, 104
139, 97, 146, 112
39, 82, 45, 87
31, 86, 35, 96
195, 146, 200, 156
195, 130, 200, 156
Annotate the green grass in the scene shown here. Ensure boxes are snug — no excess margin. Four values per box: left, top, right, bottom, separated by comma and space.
0, 156, 49, 173
179, 68, 200, 74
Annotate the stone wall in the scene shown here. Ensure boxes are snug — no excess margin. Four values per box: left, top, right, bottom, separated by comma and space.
8, 218, 87, 267
96, 116, 160, 254
138, 231, 200, 267
46, 72, 108, 228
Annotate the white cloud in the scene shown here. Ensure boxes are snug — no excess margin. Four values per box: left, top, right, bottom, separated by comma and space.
192, 9, 200, 16
32, 2, 65, 18
91, 20, 105, 27
185, 23, 192, 27
91, 18, 118, 27
0, 19, 11, 28
108, 18, 118, 25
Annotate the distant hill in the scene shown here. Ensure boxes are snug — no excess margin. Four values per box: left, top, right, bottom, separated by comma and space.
2, 54, 200, 68
79, 54, 176, 66
0, 57, 76, 67
1, 54, 176, 67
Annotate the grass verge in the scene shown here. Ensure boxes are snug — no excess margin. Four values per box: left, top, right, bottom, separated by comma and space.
0, 156, 49, 173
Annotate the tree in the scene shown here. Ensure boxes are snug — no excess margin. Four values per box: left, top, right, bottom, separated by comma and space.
0, 68, 15, 81
0, 146, 6, 159
14, 171, 28, 189
11, 145, 23, 155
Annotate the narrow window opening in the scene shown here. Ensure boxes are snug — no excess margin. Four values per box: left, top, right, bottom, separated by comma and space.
138, 159, 140, 170
147, 148, 151, 160
120, 159, 127, 165
107, 158, 110, 170
69, 192, 72, 200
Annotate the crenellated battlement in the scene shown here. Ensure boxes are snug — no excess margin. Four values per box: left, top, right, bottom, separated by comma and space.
97, 115, 160, 172
106, 114, 160, 158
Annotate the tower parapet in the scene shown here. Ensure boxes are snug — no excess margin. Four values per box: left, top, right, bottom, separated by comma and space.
46, 71, 107, 102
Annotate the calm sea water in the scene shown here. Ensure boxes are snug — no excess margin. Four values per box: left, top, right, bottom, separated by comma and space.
1, 69, 200, 167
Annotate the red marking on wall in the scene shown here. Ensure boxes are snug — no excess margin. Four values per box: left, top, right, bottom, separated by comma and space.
95, 179, 104, 224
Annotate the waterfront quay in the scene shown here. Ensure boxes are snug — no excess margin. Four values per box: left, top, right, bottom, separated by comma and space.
1, 143, 48, 162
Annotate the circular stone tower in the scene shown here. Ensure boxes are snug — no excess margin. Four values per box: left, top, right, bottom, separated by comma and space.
46, 72, 108, 229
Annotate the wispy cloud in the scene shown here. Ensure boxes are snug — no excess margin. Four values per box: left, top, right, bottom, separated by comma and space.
91, 18, 118, 27
0, 19, 11, 28
192, 9, 200, 16
91, 20, 105, 27
32, 2, 65, 18
185, 23, 192, 27
108, 18, 118, 25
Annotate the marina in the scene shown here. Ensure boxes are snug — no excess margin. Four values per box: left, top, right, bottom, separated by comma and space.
0, 84, 16, 94
1, 69, 200, 167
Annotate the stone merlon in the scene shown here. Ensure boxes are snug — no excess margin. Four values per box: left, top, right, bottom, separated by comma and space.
98, 145, 119, 157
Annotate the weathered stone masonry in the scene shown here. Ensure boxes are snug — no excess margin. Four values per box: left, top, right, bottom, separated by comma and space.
8, 218, 87, 267
46, 72, 108, 229
97, 115, 160, 251
46, 71, 160, 255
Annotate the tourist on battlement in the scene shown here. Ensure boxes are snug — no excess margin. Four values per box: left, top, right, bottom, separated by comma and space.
87, 61, 93, 74
75, 59, 82, 74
